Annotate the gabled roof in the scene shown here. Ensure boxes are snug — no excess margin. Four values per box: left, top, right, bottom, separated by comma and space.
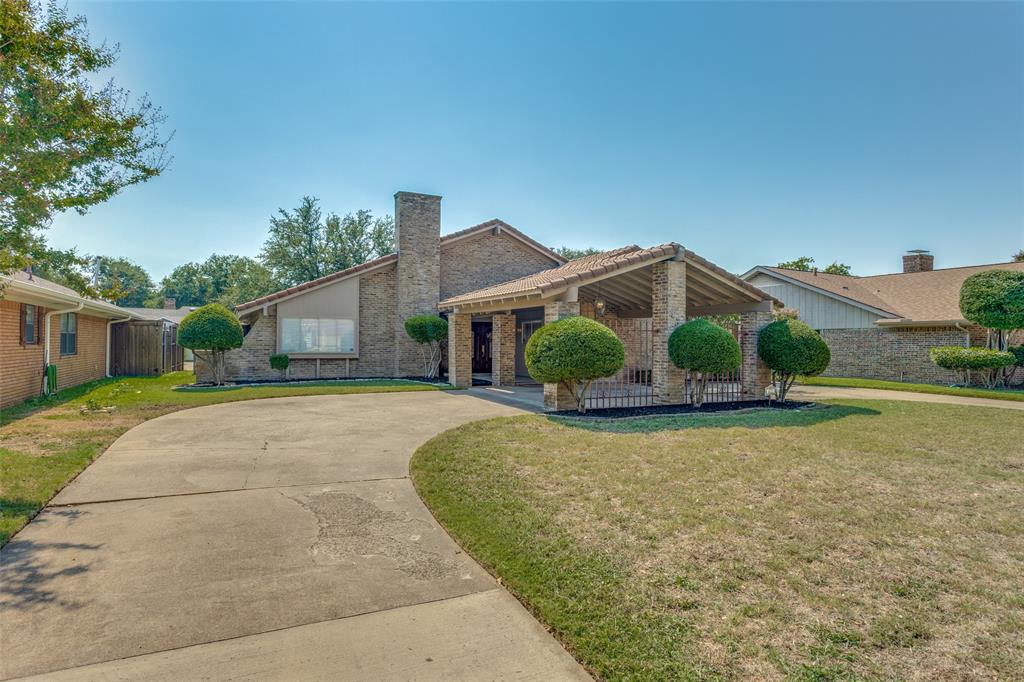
121, 307, 198, 323
439, 243, 779, 311
744, 261, 1024, 324
1, 269, 139, 319
235, 218, 563, 313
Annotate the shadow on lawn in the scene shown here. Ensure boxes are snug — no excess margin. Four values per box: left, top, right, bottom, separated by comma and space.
549, 403, 881, 433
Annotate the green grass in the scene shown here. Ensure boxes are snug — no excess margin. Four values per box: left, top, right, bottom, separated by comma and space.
0, 372, 443, 544
799, 375, 1024, 402
412, 400, 1024, 680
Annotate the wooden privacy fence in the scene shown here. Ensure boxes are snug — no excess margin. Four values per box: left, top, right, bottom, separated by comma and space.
110, 321, 184, 376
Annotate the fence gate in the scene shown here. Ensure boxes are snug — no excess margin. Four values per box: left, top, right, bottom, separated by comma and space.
586, 318, 654, 409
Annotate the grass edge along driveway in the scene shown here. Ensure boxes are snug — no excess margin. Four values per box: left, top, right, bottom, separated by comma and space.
799, 375, 1024, 402
411, 400, 1024, 680
0, 372, 444, 545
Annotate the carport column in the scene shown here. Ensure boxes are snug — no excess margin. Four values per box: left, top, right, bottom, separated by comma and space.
491, 313, 517, 387
542, 295, 580, 410
651, 259, 687, 404
740, 309, 774, 400
447, 312, 473, 388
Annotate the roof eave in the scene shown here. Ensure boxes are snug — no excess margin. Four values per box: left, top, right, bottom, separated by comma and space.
2, 277, 139, 319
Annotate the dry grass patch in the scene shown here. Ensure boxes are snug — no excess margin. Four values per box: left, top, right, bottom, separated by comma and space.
412, 401, 1024, 680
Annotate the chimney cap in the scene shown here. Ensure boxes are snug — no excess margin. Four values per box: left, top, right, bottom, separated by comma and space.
906, 249, 930, 254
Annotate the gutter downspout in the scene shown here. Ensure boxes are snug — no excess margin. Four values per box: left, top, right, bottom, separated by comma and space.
106, 315, 134, 377
42, 302, 84, 394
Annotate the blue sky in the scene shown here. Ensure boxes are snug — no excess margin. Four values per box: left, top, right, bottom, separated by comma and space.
53, 1, 1024, 281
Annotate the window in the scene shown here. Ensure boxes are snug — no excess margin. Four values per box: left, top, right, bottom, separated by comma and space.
59, 312, 77, 355
280, 318, 355, 354
21, 304, 39, 345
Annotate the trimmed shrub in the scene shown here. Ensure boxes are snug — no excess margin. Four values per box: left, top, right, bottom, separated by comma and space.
668, 319, 741, 406
959, 270, 1024, 334
929, 346, 1016, 388
177, 304, 244, 385
404, 314, 448, 379
525, 316, 625, 413
757, 319, 831, 401
269, 353, 289, 378
1008, 345, 1024, 385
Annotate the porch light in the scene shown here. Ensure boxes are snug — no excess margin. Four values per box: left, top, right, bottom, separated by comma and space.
594, 297, 607, 316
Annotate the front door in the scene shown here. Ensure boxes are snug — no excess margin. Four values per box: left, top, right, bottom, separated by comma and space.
471, 322, 491, 373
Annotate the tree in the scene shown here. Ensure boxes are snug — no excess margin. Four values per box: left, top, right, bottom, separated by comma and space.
93, 257, 154, 306
260, 197, 394, 287
404, 315, 448, 379
555, 246, 602, 261
1012, 250, 1023, 263
776, 257, 852, 275
524, 316, 625, 413
151, 254, 277, 308
1, 0, 170, 291
177, 304, 243, 386
757, 319, 831, 401
929, 346, 1015, 388
668, 319, 741, 407
959, 270, 1024, 351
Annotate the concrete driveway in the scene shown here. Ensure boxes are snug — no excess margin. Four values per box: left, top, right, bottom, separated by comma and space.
0, 392, 589, 681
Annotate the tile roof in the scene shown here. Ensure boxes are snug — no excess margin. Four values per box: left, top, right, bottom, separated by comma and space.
439, 244, 681, 307
759, 261, 1024, 323
235, 219, 564, 312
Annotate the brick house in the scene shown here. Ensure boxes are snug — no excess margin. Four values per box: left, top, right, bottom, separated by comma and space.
0, 270, 139, 409
216, 191, 780, 409
741, 252, 1024, 384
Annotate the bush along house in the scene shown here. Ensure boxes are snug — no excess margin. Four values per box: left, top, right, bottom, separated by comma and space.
741, 252, 1024, 384
210, 190, 781, 410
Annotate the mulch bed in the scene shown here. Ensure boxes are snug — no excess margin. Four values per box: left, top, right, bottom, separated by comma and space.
549, 399, 816, 419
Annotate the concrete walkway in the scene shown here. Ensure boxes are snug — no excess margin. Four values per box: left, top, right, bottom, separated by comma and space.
789, 384, 1024, 411
0, 392, 590, 681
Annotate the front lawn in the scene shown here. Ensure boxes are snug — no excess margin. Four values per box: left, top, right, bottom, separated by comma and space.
0, 372, 443, 544
799, 375, 1024, 402
412, 400, 1024, 680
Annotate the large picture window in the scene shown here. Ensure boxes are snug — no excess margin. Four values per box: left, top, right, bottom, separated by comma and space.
59, 312, 77, 355
280, 318, 355, 354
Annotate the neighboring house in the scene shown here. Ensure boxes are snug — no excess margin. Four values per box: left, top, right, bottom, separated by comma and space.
742, 251, 1024, 384
212, 190, 780, 409
0, 270, 139, 409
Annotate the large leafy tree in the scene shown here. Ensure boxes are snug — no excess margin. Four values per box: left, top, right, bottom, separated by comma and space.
555, 246, 601, 261
93, 256, 154, 306
0, 0, 171, 290
260, 196, 394, 286
151, 254, 277, 308
777, 256, 852, 275
1013, 249, 1024, 263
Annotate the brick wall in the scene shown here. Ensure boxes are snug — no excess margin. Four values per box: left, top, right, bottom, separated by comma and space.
440, 231, 558, 301
51, 312, 108, 391
395, 192, 441, 376
820, 326, 970, 384
651, 260, 686, 404
1, 300, 45, 408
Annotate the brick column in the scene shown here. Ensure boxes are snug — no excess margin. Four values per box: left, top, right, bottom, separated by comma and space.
740, 310, 773, 400
491, 313, 517, 386
651, 259, 686, 404
447, 313, 473, 388
542, 299, 580, 410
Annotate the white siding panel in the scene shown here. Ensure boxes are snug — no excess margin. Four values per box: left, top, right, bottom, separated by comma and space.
746, 274, 879, 329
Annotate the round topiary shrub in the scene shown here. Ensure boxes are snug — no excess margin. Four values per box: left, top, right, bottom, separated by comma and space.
929, 346, 1015, 388
404, 315, 448, 379
959, 270, 1024, 335
525, 316, 625, 412
668, 318, 741, 406
757, 318, 831, 401
177, 304, 244, 385
269, 353, 290, 378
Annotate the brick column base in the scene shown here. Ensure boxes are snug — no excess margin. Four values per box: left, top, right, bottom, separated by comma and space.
491, 313, 517, 386
447, 313, 473, 388
740, 310, 773, 400
651, 260, 686, 404
542, 299, 580, 409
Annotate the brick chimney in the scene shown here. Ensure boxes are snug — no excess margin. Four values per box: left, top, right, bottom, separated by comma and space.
902, 250, 934, 273
394, 191, 442, 375
163, 297, 177, 309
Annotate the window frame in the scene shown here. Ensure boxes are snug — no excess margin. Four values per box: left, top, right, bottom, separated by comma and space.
21, 304, 40, 345
59, 312, 78, 356
278, 316, 358, 357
